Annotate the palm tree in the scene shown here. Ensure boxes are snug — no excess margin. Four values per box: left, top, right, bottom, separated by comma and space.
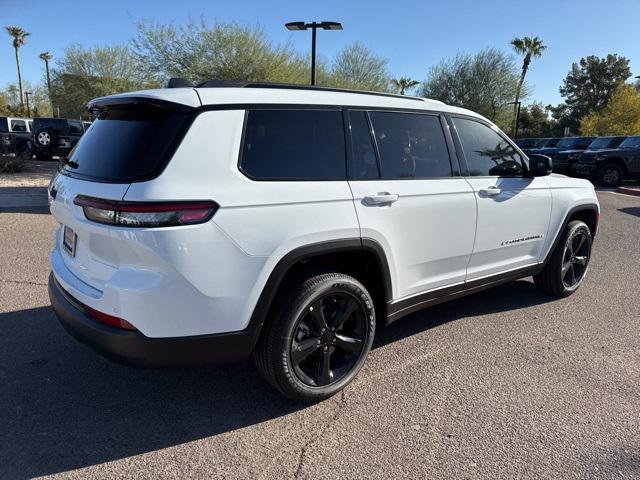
391, 77, 420, 95
5, 25, 30, 108
39, 51, 54, 113
510, 36, 546, 136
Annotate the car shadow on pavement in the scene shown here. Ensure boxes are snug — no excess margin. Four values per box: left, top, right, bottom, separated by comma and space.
0, 306, 301, 479
0, 280, 554, 478
375, 279, 554, 348
618, 207, 640, 218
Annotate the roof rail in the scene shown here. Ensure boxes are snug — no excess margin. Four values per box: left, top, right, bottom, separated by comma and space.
173, 79, 426, 102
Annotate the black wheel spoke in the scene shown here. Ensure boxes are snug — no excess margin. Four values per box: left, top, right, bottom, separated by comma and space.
318, 349, 332, 386
574, 234, 586, 253
332, 301, 359, 330
569, 265, 576, 286
291, 337, 320, 365
334, 334, 363, 356
562, 260, 572, 276
574, 255, 588, 267
308, 304, 328, 332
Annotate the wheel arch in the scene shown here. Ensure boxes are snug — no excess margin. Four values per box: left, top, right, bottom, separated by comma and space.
248, 238, 393, 341
600, 157, 628, 173
544, 203, 599, 265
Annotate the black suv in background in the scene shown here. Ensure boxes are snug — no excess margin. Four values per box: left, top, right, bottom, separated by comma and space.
0, 116, 33, 155
32, 117, 85, 160
553, 136, 626, 173
572, 135, 640, 186
515, 137, 543, 151
534, 136, 595, 160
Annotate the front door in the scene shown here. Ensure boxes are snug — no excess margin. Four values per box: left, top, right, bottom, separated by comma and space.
449, 116, 551, 280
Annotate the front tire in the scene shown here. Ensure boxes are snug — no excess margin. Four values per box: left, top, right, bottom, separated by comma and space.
597, 162, 623, 187
254, 273, 376, 402
534, 220, 592, 297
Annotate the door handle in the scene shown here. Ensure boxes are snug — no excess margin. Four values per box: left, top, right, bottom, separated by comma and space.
479, 186, 501, 197
363, 193, 399, 205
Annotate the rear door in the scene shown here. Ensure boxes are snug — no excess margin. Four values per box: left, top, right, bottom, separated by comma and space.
449, 116, 551, 280
347, 109, 477, 302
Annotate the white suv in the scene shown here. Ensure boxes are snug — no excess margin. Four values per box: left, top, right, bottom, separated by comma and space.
48, 82, 599, 402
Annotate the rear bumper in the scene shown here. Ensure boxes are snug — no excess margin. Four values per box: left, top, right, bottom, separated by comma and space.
48, 272, 260, 368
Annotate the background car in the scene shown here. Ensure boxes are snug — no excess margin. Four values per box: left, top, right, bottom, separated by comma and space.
32, 117, 85, 160
572, 135, 640, 186
524, 137, 561, 155
552, 136, 626, 173
0, 116, 33, 156
533, 136, 595, 159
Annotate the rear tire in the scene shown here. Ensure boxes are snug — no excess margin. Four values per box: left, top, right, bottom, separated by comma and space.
254, 273, 375, 402
534, 220, 592, 297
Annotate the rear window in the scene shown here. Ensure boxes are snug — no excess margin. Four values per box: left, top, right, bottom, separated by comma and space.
240, 109, 346, 180
68, 121, 83, 135
62, 104, 188, 182
10, 120, 27, 132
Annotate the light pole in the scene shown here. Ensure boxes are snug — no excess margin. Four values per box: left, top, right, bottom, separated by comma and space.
508, 100, 522, 139
25, 91, 32, 118
285, 21, 343, 86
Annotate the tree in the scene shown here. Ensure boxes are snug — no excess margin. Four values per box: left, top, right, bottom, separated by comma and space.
50, 43, 155, 117
39, 51, 54, 113
0, 82, 52, 117
391, 77, 419, 95
133, 19, 308, 85
5, 25, 30, 107
510, 36, 546, 136
328, 42, 390, 92
420, 48, 524, 131
556, 54, 631, 130
580, 85, 640, 135
517, 102, 557, 138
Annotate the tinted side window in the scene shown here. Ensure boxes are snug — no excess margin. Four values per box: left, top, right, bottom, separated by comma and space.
241, 110, 346, 180
453, 117, 523, 177
348, 111, 379, 179
369, 112, 451, 179
10, 120, 27, 132
69, 121, 83, 135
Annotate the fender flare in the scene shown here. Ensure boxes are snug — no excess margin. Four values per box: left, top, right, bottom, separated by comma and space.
543, 203, 599, 265
247, 238, 393, 334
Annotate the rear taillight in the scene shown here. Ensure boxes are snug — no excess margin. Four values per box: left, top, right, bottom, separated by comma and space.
85, 305, 137, 330
74, 195, 218, 228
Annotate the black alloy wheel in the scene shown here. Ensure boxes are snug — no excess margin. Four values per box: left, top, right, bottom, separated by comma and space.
561, 228, 590, 290
290, 292, 367, 387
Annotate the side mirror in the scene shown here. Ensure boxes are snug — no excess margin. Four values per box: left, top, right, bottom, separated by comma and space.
527, 154, 553, 177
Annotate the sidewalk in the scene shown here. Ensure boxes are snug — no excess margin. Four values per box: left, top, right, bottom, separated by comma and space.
0, 160, 56, 212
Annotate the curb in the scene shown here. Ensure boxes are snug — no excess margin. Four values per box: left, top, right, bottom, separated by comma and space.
617, 187, 640, 197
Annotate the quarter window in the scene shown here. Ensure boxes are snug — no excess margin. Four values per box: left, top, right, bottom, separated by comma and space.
10, 120, 27, 132
241, 110, 346, 180
368, 112, 452, 179
453, 117, 524, 177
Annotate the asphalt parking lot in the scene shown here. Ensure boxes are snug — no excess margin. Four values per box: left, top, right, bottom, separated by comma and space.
0, 190, 638, 479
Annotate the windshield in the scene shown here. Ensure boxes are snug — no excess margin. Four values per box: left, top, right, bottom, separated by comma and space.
619, 136, 640, 149
556, 138, 580, 148
62, 103, 189, 182
543, 138, 560, 147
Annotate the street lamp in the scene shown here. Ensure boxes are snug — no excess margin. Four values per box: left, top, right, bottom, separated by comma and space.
508, 100, 522, 140
25, 92, 32, 118
285, 21, 343, 86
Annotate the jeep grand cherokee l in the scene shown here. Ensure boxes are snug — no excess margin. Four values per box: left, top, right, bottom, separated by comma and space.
48, 82, 599, 402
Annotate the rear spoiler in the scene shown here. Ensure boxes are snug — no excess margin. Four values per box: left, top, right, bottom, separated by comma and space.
86, 96, 197, 115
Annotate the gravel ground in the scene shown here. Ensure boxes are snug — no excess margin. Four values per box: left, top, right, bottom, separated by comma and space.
0, 190, 638, 480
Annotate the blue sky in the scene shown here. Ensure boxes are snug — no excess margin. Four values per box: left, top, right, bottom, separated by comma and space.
2, 0, 639, 105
